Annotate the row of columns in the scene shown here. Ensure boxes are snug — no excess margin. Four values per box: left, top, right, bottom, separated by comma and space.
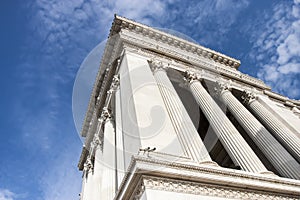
81, 58, 300, 200
217, 83, 300, 179
150, 61, 300, 179
243, 91, 300, 163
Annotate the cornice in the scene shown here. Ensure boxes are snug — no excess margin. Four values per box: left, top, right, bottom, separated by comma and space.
80, 35, 122, 138
78, 146, 88, 170
115, 155, 300, 199
111, 15, 241, 69
263, 90, 300, 108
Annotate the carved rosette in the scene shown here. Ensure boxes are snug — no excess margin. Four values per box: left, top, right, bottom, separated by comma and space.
242, 90, 257, 105
148, 59, 167, 73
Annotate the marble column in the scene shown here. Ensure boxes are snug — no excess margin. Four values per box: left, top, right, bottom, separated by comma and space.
100, 109, 117, 199
149, 61, 212, 163
243, 91, 300, 163
185, 71, 268, 173
216, 83, 300, 179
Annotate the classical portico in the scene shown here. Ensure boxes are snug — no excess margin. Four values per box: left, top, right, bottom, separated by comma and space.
78, 15, 300, 200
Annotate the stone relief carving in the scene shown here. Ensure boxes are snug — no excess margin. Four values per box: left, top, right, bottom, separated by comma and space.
242, 90, 257, 105
112, 16, 240, 68
214, 81, 231, 97
140, 176, 297, 200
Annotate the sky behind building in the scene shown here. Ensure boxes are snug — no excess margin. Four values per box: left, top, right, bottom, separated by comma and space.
0, 0, 300, 199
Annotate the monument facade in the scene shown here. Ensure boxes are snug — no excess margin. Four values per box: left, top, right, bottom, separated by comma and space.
78, 15, 300, 199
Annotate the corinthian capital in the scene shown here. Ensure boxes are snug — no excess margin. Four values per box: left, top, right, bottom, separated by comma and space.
214, 81, 231, 97
107, 75, 120, 95
242, 90, 257, 105
148, 59, 167, 72
100, 107, 112, 122
92, 133, 102, 148
184, 70, 203, 83
84, 157, 93, 173
111, 75, 120, 90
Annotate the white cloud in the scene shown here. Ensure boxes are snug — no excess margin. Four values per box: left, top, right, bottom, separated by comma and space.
0, 189, 16, 200
20, 0, 169, 199
249, 1, 300, 99
178, 0, 249, 46
40, 146, 82, 200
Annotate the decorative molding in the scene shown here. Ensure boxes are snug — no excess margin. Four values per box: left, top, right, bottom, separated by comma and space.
133, 181, 145, 200
115, 155, 300, 200
148, 59, 168, 73
214, 81, 231, 97
111, 15, 241, 69
284, 100, 295, 107
263, 90, 288, 102
120, 37, 268, 90
142, 176, 298, 200
83, 157, 93, 174
101, 107, 112, 122
242, 90, 257, 105
111, 75, 120, 91
292, 107, 300, 117
80, 36, 122, 137
184, 70, 205, 83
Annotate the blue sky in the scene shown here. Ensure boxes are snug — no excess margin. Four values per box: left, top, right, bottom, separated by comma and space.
0, 0, 300, 199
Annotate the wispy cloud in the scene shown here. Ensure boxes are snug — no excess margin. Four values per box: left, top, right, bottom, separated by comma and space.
160, 0, 250, 46
0, 189, 17, 200
18, 0, 297, 199
17, 0, 171, 198
39, 145, 82, 200
248, 0, 300, 99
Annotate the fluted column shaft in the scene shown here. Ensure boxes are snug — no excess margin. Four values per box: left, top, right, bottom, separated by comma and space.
150, 62, 212, 163
100, 117, 116, 199
187, 74, 268, 173
218, 86, 300, 179
244, 92, 300, 163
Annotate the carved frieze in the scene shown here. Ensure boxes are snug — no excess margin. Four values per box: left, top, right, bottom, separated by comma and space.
140, 176, 297, 200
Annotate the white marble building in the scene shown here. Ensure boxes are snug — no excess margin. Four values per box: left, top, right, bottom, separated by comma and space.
78, 15, 300, 199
